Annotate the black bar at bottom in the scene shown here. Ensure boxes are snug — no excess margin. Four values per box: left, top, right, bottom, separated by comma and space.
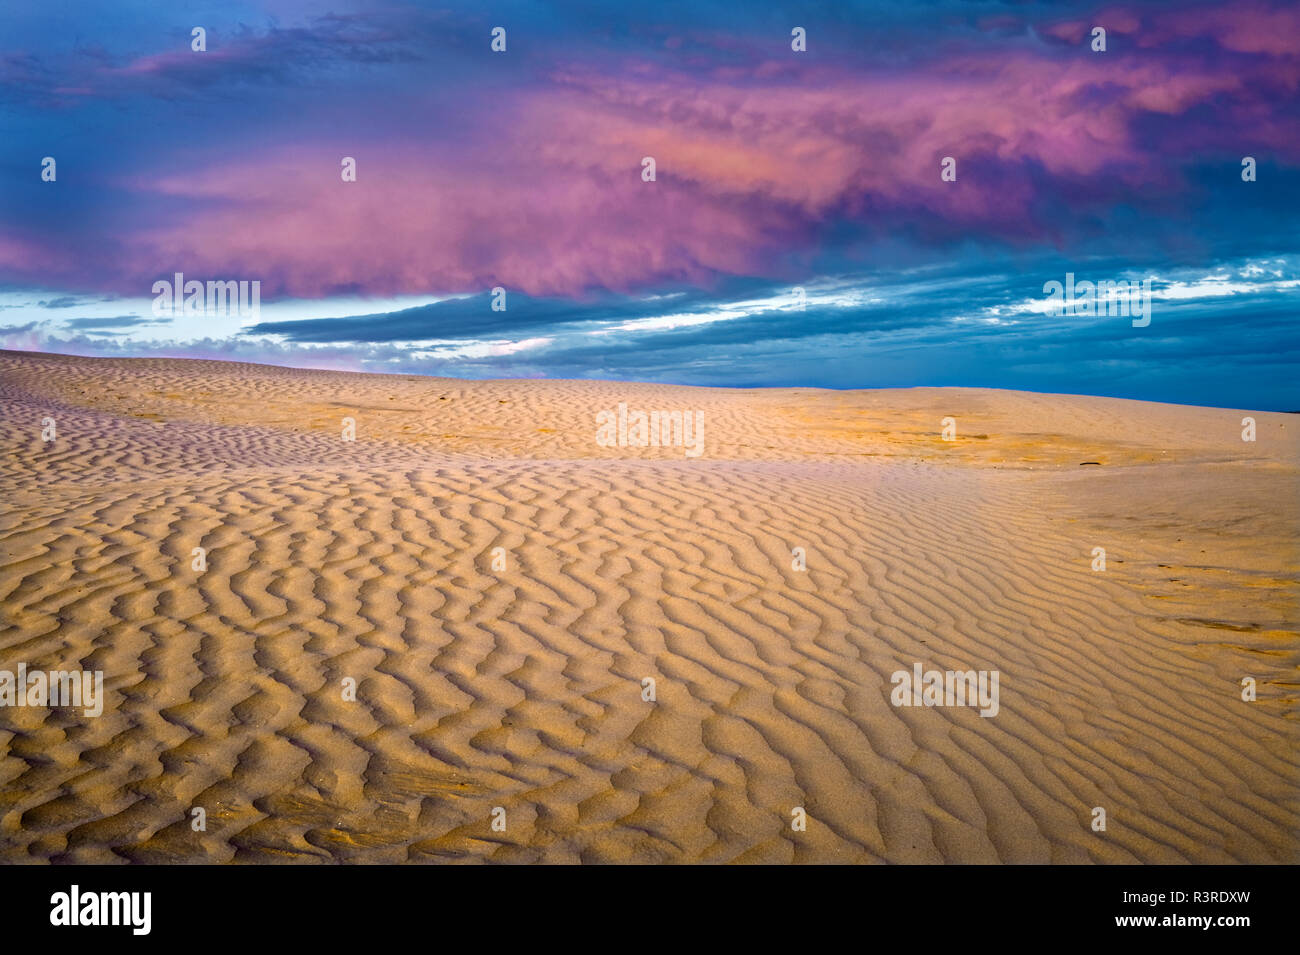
4, 863, 1282, 943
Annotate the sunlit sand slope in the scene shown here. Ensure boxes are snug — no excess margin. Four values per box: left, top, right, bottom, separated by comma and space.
1, 350, 1295, 863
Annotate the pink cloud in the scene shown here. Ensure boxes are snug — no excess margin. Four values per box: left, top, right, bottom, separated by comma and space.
6, 4, 1299, 300
1156, 1, 1300, 55
111, 49, 1277, 299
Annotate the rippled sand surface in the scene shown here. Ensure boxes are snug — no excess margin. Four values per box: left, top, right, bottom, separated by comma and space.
1, 350, 1295, 863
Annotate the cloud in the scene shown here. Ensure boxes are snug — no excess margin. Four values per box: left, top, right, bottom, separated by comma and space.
62, 315, 160, 329
2, 1, 1297, 299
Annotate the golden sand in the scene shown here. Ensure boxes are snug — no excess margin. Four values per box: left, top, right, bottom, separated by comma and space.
1, 350, 1295, 863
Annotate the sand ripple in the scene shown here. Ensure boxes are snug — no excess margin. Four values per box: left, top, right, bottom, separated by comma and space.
1, 351, 1296, 862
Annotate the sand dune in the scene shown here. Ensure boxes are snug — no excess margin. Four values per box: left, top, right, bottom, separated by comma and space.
0, 349, 1295, 863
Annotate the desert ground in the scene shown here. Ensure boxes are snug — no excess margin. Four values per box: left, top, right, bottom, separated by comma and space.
0, 348, 1295, 863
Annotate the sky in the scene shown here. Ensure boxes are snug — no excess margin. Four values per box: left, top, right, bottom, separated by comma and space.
1, 0, 1297, 409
